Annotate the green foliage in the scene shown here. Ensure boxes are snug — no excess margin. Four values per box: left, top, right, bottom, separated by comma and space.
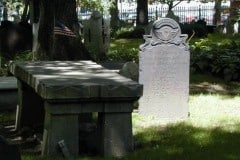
0, 111, 16, 123
0, 52, 33, 76
191, 34, 240, 81
108, 34, 240, 82
107, 39, 143, 62
3, 0, 23, 12
180, 21, 209, 38
115, 26, 145, 39
108, 47, 139, 62
77, 0, 104, 12
14, 52, 34, 61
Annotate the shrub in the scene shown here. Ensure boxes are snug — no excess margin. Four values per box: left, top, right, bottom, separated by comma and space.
115, 26, 145, 39
107, 39, 142, 62
191, 34, 240, 81
180, 20, 209, 38
107, 46, 139, 62
0, 51, 33, 76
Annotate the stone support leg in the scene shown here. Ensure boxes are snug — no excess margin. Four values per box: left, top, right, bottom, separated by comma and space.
16, 80, 44, 130
42, 103, 79, 157
98, 112, 133, 157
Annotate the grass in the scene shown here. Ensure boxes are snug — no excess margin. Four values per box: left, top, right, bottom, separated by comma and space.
131, 94, 240, 160
18, 73, 240, 160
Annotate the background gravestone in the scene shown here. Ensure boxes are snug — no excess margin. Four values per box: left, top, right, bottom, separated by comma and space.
119, 62, 139, 82
83, 11, 110, 61
139, 18, 190, 120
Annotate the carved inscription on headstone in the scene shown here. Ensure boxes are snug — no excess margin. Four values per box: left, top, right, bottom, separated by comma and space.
139, 18, 189, 120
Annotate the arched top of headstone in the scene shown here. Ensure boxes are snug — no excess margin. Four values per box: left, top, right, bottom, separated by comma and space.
152, 18, 180, 41
140, 18, 188, 51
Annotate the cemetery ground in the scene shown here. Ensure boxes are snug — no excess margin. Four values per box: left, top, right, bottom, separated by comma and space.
1, 35, 240, 159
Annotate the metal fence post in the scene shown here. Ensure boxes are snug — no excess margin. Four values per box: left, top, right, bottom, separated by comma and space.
198, 5, 201, 20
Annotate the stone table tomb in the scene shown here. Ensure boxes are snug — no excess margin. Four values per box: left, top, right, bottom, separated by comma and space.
10, 60, 143, 157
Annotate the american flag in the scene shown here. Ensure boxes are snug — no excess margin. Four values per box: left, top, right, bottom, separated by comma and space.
54, 21, 76, 37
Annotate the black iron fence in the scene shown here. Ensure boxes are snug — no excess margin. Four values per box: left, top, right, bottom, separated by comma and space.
119, 5, 229, 25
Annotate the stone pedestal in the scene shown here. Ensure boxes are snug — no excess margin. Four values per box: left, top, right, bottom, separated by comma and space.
16, 80, 44, 130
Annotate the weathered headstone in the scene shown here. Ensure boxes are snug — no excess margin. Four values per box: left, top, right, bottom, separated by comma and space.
119, 62, 139, 81
83, 11, 110, 61
139, 18, 189, 120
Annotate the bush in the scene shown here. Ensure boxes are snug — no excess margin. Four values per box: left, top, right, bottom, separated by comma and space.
107, 47, 139, 62
115, 26, 145, 39
109, 33, 240, 82
107, 39, 142, 62
0, 51, 33, 76
180, 20, 209, 38
191, 34, 240, 81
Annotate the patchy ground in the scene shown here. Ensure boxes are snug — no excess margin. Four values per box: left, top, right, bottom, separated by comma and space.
0, 122, 42, 155
0, 74, 240, 156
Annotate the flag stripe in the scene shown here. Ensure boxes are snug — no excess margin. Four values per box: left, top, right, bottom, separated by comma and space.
54, 22, 76, 37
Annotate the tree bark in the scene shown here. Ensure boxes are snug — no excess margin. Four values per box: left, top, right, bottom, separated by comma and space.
36, 0, 91, 60
226, 0, 240, 34
137, 0, 148, 26
213, 0, 222, 32
110, 0, 119, 34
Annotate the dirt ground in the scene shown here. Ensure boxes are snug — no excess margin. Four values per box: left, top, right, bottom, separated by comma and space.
0, 121, 42, 155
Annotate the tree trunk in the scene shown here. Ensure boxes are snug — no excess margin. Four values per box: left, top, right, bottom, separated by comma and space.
137, 0, 148, 26
3, 2, 8, 21
226, 0, 240, 34
36, 0, 91, 60
168, 1, 174, 13
213, 0, 222, 32
110, 0, 119, 35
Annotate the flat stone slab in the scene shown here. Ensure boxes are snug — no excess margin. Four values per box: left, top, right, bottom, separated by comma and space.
10, 61, 143, 100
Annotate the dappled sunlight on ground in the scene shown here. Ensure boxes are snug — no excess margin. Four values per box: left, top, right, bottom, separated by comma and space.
190, 82, 227, 93
190, 74, 240, 96
1, 73, 240, 160
131, 86, 240, 160
188, 94, 240, 132
132, 121, 240, 160
133, 94, 240, 131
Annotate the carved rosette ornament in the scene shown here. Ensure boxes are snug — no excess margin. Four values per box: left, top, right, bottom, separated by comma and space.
140, 18, 189, 51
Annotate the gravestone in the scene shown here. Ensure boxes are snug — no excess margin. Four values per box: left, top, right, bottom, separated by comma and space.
139, 18, 189, 120
83, 11, 110, 61
119, 62, 139, 82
